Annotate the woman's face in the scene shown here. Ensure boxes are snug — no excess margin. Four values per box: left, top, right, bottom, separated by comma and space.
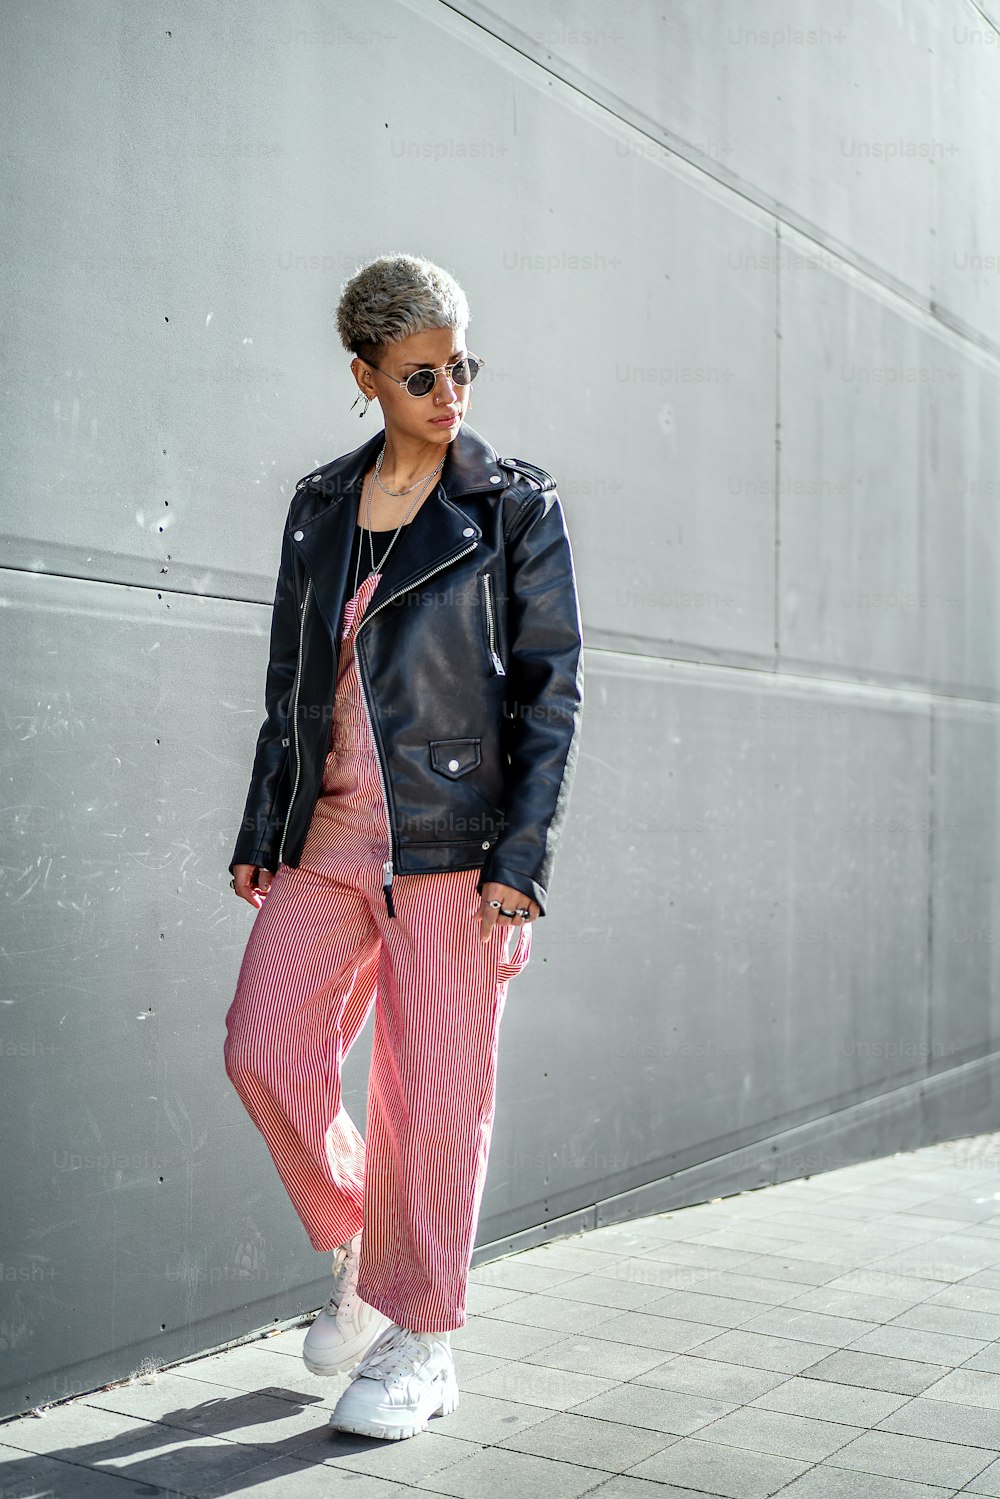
356, 325, 472, 447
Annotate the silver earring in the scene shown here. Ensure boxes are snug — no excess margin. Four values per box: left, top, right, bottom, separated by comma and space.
350, 392, 371, 417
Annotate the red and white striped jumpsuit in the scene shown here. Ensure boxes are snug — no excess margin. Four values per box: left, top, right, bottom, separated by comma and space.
224, 550, 532, 1333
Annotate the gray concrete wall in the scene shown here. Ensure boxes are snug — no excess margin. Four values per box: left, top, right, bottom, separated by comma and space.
1, 0, 998, 1419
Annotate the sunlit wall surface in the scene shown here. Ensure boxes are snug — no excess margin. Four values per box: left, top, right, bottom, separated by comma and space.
2, 0, 998, 1417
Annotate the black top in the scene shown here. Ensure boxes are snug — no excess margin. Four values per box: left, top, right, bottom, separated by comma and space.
346, 522, 410, 597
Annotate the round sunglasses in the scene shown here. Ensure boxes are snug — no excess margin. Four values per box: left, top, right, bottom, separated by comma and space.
362, 353, 485, 398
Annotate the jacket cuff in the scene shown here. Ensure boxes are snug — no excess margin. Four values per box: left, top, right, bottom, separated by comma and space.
476, 861, 547, 918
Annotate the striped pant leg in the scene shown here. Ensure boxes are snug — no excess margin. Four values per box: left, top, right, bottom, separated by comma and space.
355, 865, 533, 1333
223, 861, 381, 1251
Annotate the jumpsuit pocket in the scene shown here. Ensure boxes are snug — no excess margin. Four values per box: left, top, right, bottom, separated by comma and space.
498, 918, 532, 982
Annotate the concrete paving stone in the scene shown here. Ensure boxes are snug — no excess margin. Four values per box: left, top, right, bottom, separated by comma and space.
569, 1227, 682, 1255
967, 1270, 1000, 1292
966, 1453, 1000, 1496
406, 1390, 553, 1446
786, 1286, 926, 1321
450, 1346, 510, 1383
872, 1246, 1000, 1283
684, 1230, 819, 1257
798, 1349, 949, 1395
82, 1373, 333, 1453
919, 1367, 1000, 1408
693, 1403, 864, 1462
565, 1381, 737, 1436
198, 1453, 413, 1498
964, 1345, 1000, 1374
583, 1309, 720, 1355
888, 1214, 987, 1236
19, 1408, 285, 1495
321, 1427, 484, 1486
904, 1195, 1000, 1222
170, 1345, 346, 1405
847, 1323, 987, 1366
592, 1259, 719, 1293
0, 1399, 197, 1459
632, 1354, 790, 1404
638, 1289, 765, 1329
80, 1370, 287, 1427
823, 1427, 999, 1487
824, 1268, 942, 1301
874, 1393, 1000, 1448
465, 1280, 530, 1315
249, 1325, 312, 1358
731, 1255, 843, 1286
541, 1272, 698, 1310
685, 1328, 836, 1374
450, 1316, 565, 1361
494, 1409, 679, 1471
765, 1463, 953, 1497
507, 1243, 630, 1273
749, 1373, 911, 1426
520, 1333, 677, 1381
555, 1472, 708, 1499
758, 1240, 878, 1269
411, 1442, 608, 1498
617, 1242, 758, 1273
892, 1301, 1000, 1342
460, 1358, 621, 1410
466, 1260, 583, 1295
476, 1290, 622, 1334
736, 1305, 880, 1347
0, 1444, 183, 1498
624, 1432, 813, 1497
961, 1225, 1000, 1244
583, 1255, 718, 1291
757, 1211, 872, 1236
692, 1271, 816, 1306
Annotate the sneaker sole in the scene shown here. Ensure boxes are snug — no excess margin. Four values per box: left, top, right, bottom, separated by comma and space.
328, 1381, 459, 1440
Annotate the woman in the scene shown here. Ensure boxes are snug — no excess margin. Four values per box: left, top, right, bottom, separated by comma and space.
224, 253, 584, 1442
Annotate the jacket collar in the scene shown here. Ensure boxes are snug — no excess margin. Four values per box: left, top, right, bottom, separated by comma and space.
297, 419, 504, 504
290, 421, 503, 646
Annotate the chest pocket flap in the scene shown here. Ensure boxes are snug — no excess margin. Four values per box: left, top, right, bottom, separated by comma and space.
429, 737, 482, 778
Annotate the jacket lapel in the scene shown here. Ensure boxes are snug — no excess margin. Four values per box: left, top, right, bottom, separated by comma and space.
290, 422, 498, 645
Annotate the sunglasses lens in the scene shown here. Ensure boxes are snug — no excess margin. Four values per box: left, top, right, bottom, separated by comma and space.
453, 357, 479, 386
406, 369, 436, 396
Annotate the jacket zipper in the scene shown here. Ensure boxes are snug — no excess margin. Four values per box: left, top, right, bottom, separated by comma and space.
482, 572, 506, 676
276, 576, 312, 867
355, 541, 478, 916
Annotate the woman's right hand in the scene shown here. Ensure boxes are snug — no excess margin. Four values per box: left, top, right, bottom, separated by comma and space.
232, 864, 274, 908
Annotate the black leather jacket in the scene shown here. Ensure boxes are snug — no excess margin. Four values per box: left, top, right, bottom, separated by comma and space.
229, 421, 584, 918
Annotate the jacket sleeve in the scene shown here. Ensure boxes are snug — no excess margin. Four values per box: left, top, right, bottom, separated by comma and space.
476, 481, 585, 917
228, 497, 303, 876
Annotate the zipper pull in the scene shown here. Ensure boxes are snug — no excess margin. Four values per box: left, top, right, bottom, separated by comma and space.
489, 650, 506, 677
383, 858, 396, 917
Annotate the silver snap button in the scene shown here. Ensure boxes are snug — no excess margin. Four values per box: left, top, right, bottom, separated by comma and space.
462, 526, 475, 537
481, 840, 490, 849
448, 758, 460, 771
490, 475, 501, 483
293, 529, 304, 541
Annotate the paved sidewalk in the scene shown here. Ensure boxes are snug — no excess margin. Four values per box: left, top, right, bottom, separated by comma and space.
4, 1131, 1000, 1498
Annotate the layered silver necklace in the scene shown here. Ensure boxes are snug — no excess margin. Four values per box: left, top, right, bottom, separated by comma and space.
351, 443, 445, 599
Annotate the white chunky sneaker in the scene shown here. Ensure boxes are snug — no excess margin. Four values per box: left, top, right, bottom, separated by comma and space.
327, 1322, 458, 1440
301, 1232, 394, 1376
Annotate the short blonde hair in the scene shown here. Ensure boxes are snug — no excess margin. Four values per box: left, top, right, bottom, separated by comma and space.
335, 253, 470, 365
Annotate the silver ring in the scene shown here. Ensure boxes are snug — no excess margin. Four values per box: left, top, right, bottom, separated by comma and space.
486, 898, 502, 909
499, 906, 518, 918
514, 906, 531, 918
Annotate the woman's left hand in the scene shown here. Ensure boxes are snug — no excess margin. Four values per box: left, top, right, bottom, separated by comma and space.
479, 882, 539, 942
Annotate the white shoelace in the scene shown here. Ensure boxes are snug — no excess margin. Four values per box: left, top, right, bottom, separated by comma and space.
324, 1236, 359, 1313
356, 1325, 439, 1380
